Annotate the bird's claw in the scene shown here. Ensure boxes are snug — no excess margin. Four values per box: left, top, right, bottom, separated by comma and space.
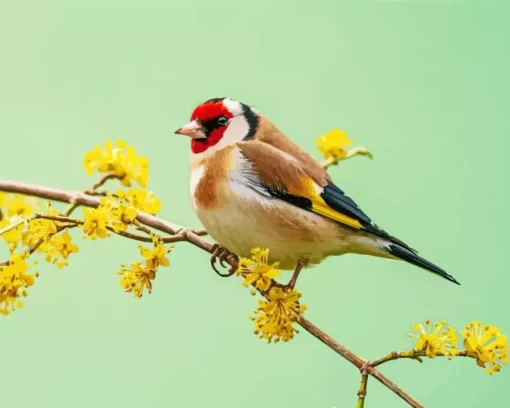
272, 259, 307, 292
210, 244, 238, 277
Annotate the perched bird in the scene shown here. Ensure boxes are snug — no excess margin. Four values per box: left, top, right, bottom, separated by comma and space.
174, 97, 459, 288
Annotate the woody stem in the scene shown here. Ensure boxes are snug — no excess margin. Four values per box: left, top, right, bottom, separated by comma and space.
287, 261, 305, 290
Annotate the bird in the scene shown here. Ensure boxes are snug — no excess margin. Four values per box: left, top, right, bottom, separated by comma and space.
174, 97, 459, 289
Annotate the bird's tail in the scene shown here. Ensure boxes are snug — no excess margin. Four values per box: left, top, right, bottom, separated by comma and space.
384, 243, 460, 285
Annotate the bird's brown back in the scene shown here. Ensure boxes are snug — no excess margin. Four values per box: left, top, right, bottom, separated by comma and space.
254, 116, 330, 187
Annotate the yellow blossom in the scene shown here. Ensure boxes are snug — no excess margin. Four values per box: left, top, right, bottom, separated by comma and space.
408, 319, 458, 358
101, 195, 138, 233
81, 195, 138, 238
22, 204, 60, 249
45, 231, 79, 268
0, 217, 24, 252
4, 194, 36, 218
118, 262, 156, 298
250, 287, 307, 343
121, 188, 161, 215
138, 237, 171, 269
0, 253, 38, 316
22, 218, 58, 251
0, 194, 38, 252
82, 207, 109, 239
236, 248, 281, 293
462, 321, 508, 375
315, 128, 352, 160
83, 140, 149, 187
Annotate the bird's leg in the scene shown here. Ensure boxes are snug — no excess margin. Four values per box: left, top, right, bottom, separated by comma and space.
210, 244, 238, 277
280, 259, 308, 291
210, 244, 221, 273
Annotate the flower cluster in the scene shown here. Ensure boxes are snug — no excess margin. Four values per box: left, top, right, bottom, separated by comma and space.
81, 194, 137, 239
408, 320, 458, 358
462, 321, 508, 375
0, 196, 82, 315
1, 140, 168, 316
117, 188, 161, 215
83, 139, 149, 187
250, 287, 307, 343
118, 236, 171, 298
0, 193, 37, 252
236, 247, 281, 294
0, 253, 38, 316
315, 128, 352, 161
409, 319, 508, 375
236, 248, 307, 343
0, 196, 80, 268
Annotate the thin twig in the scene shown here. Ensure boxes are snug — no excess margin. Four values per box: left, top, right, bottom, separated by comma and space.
61, 173, 121, 216
370, 349, 471, 369
357, 372, 369, 408
33, 213, 180, 244
88, 173, 120, 192
34, 214, 81, 224
0, 217, 26, 235
322, 146, 374, 169
0, 179, 422, 408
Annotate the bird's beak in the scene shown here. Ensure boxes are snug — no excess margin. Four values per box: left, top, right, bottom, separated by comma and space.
174, 119, 207, 140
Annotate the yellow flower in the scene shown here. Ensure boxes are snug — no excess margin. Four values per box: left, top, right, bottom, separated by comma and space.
82, 195, 138, 238
408, 320, 458, 358
4, 194, 36, 218
121, 146, 150, 188
83, 140, 149, 187
83, 139, 126, 177
46, 231, 79, 268
118, 238, 170, 298
82, 207, 109, 239
0, 217, 24, 252
100, 195, 138, 233
462, 321, 508, 375
0, 194, 38, 252
250, 287, 307, 343
23, 218, 58, 251
315, 128, 352, 160
121, 188, 161, 215
118, 262, 156, 298
236, 248, 281, 293
22, 205, 59, 249
138, 237, 171, 270
0, 253, 38, 316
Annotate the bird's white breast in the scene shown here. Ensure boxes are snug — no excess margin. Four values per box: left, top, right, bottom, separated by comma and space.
189, 148, 356, 269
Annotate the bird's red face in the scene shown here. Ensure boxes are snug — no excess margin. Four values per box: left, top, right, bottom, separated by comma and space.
175, 97, 260, 155
175, 98, 234, 154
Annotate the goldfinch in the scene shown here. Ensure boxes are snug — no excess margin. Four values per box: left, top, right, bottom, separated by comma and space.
174, 97, 459, 288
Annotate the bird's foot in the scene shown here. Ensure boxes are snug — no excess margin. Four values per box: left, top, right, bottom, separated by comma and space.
210, 244, 238, 277
275, 259, 308, 292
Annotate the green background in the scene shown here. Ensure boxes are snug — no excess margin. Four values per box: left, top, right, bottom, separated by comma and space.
1, 2, 509, 407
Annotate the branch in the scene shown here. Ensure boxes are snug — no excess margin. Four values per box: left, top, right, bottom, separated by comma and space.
370, 349, 471, 369
0, 179, 422, 408
354, 349, 475, 406
0, 179, 204, 237
33, 214, 186, 244
357, 372, 369, 408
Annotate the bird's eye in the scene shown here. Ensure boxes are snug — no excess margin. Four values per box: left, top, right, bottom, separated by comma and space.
217, 116, 229, 126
